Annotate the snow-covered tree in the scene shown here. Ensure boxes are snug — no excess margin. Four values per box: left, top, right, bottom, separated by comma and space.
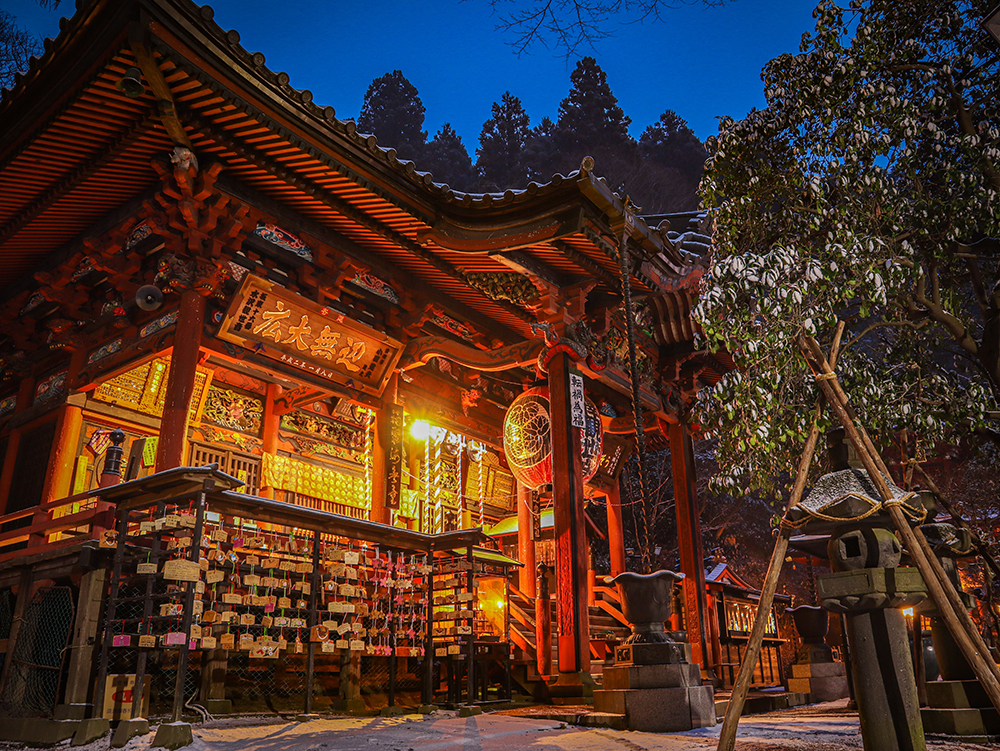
695, 0, 1000, 494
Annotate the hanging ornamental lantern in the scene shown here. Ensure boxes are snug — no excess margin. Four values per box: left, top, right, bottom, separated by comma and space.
502, 385, 603, 490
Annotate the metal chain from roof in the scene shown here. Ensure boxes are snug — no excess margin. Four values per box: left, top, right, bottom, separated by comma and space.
617, 210, 651, 574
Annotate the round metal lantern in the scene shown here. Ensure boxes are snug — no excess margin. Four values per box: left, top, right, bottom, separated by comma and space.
502, 385, 603, 490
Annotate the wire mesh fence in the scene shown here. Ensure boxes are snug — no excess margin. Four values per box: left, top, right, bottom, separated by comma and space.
0, 586, 74, 717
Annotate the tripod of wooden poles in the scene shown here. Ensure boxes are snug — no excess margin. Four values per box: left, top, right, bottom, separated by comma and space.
716, 331, 1000, 751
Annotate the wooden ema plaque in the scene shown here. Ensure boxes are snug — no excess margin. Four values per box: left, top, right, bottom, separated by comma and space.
217, 275, 403, 397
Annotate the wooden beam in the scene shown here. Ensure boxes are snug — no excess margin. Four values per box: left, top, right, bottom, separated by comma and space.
214, 176, 523, 346
0, 115, 156, 247
128, 25, 192, 149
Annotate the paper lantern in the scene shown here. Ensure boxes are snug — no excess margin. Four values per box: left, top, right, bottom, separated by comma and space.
502, 386, 603, 490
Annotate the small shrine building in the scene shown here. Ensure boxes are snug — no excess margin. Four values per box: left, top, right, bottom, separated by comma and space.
0, 0, 738, 715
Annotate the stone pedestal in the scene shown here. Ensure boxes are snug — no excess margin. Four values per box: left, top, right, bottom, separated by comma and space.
787, 661, 849, 702
785, 605, 849, 702
594, 656, 715, 731
817, 535, 927, 751
922, 680, 1000, 741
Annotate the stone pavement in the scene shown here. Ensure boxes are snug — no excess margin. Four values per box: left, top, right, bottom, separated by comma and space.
4, 701, 996, 751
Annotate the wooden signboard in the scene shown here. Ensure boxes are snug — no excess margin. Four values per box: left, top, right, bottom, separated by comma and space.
386, 404, 404, 509
217, 275, 403, 397
101, 674, 150, 720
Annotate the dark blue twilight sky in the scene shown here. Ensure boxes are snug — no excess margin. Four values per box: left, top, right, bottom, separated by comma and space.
6, 0, 818, 155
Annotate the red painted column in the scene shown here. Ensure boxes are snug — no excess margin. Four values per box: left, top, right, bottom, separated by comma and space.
670, 420, 710, 671
369, 374, 397, 525
516, 482, 536, 597
259, 383, 282, 499
547, 352, 590, 683
155, 290, 205, 471
606, 482, 627, 578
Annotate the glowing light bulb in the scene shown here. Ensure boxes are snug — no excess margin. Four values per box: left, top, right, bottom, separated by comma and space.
410, 420, 430, 440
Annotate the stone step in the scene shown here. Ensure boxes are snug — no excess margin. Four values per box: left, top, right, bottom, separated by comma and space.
922, 706, 1000, 738
926, 680, 992, 710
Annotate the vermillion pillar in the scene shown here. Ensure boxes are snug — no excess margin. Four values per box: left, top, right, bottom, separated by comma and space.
259, 383, 282, 499
42, 346, 87, 503
606, 482, 627, 578
41, 397, 85, 502
670, 420, 710, 672
547, 352, 591, 698
369, 374, 397, 525
155, 290, 205, 470
516, 483, 536, 597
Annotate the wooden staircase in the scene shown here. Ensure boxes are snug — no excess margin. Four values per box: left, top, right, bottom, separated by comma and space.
508, 583, 632, 701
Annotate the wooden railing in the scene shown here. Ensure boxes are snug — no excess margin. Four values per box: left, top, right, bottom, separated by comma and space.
0, 489, 114, 564
593, 585, 630, 628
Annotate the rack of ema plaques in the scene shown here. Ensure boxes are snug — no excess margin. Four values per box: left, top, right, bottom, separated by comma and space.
93, 465, 497, 719
428, 548, 516, 706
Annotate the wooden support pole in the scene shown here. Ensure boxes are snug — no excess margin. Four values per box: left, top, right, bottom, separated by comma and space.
155, 290, 205, 471
716, 409, 824, 751
717, 323, 844, 751
670, 421, 709, 670
517, 483, 536, 597
606, 483, 627, 578
801, 336, 1000, 714
548, 352, 590, 676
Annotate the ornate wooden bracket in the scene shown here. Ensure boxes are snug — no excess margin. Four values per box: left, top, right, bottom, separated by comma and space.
398, 335, 544, 373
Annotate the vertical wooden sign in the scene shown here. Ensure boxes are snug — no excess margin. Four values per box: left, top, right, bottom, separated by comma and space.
385, 404, 404, 509
530, 489, 542, 540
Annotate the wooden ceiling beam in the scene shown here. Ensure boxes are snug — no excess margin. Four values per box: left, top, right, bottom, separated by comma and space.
128, 26, 193, 150
0, 114, 157, 247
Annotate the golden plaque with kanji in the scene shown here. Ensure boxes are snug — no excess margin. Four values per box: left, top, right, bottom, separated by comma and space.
217, 275, 403, 396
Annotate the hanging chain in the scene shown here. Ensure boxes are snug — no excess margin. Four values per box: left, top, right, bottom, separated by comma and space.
617, 216, 652, 573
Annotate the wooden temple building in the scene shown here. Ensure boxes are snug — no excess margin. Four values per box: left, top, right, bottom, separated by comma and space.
0, 0, 744, 724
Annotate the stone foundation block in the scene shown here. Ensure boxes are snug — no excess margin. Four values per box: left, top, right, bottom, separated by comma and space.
593, 685, 716, 732
791, 661, 847, 679
926, 680, 991, 710
330, 698, 366, 713
110, 718, 149, 748
602, 662, 701, 690
458, 706, 482, 717
152, 722, 193, 750
922, 707, 1000, 737
614, 642, 688, 666
203, 699, 232, 715
54, 704, 91, 721
379, 706, 405, 717
72, 718, 110, 746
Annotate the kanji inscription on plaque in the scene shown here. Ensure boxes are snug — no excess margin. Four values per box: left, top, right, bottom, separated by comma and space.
217, 275, 402, 396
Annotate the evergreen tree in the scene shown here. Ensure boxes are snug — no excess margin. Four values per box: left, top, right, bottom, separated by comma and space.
475, 92, 531, 192
357, 70, 427, 162
639, 110, 707, 179
423, 123, 476, 191
552, 57, 638, 190
523, 116, 558, 183
629, 109, 708, 212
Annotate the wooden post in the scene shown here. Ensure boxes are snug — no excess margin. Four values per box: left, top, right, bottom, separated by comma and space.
547, 352, 590, 678
670, 421, 709, 670
606, 483, 627, 578
516, 483, 536, 597
0, 569, 35, 702
62, 566, 108, 708
155, 290, 205, 471
171, 482, 207, 722
259, 383, 282, 499
41, 395, 85, 503
536, 564, 552, 677
369, 375, 397, 525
